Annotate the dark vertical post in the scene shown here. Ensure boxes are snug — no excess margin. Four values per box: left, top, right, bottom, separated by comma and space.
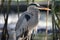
26, 0, 29, 5
17, 0, 19, 18
1, 0, 11, 40
0, 0, 5, 20
32, 0, 34, 3
0, 0, 4, 12
51, 0, 55, 40
52, 14, 55, 40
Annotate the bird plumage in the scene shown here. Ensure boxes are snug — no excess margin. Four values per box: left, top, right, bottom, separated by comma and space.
15, 5, 40, 37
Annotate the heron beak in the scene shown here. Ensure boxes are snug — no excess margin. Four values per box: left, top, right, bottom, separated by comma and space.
37, 7, 51, 11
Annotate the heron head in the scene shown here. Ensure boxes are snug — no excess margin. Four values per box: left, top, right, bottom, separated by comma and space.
27, 5, 40, 21
27, 5, 40, 15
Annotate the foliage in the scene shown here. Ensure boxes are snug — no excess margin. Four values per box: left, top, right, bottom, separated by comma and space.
55, 5, 60, 13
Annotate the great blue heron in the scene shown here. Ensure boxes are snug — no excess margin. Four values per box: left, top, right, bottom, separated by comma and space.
15, 5, 40, 40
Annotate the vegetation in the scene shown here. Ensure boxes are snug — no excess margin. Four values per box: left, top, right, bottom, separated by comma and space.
55, 6, 60, 13
32, 33, 53, 40
51, 0, 60, 40
54, 1, 60, 28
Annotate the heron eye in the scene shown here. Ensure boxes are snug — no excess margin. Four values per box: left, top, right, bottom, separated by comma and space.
25, 14, 30, 21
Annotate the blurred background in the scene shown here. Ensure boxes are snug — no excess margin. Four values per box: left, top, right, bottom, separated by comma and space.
0, 0, 60, 40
